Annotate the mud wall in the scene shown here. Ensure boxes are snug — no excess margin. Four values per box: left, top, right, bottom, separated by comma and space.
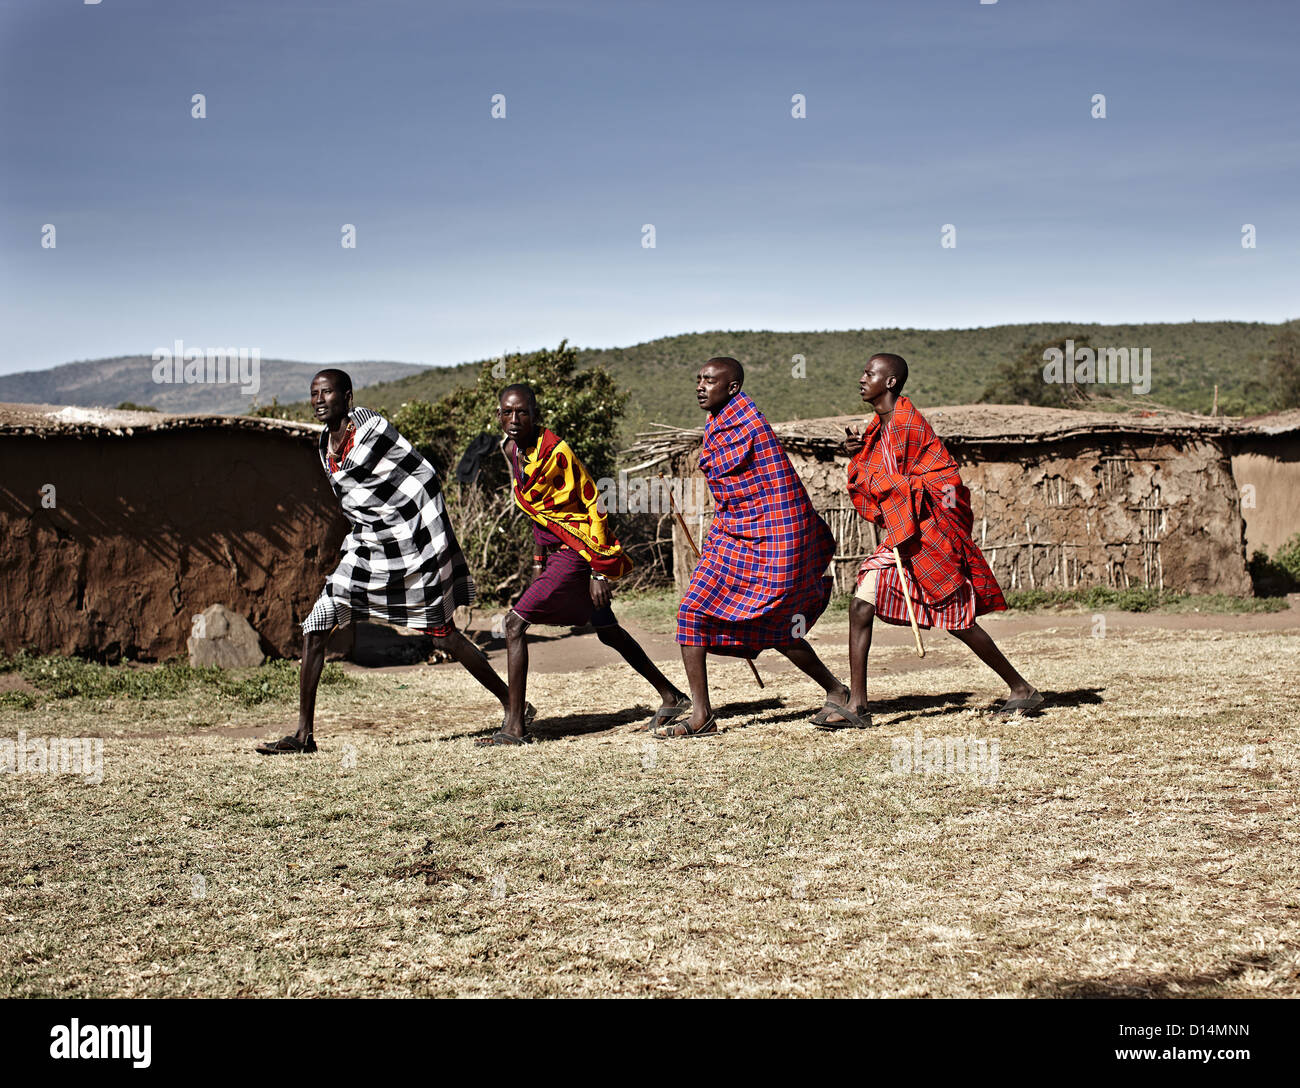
1231, 435, 1300, 558
668, 434, 1251, 596
0, 429, 348, 661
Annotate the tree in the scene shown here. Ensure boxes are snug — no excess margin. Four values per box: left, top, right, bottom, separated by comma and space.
1266, 321, 1300, 410
981, 335, 1095, 408
391, 341, 629, 603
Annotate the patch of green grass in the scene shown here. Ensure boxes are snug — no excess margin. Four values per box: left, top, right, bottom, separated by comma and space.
1003, 587, 1287, 614
613, 587, 684, 632
615, 584, 1287, 630
0, 652, 354, 707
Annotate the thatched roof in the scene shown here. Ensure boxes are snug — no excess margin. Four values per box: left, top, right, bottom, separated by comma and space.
621, 402, 1300, 469
0, 402, 320, 440
1238, 407, 1300, 436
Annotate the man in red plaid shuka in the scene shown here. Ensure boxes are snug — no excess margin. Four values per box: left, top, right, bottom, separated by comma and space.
817, 353, 1041, 729
663, 357, 853, 738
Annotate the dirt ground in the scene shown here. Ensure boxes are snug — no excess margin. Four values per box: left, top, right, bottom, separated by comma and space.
2, 602, 1297, 998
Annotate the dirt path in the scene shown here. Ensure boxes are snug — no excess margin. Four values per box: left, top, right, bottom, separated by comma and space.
355, 596, 1300, 681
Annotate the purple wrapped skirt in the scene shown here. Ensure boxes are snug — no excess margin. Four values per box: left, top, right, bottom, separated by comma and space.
512, 546, 617, 628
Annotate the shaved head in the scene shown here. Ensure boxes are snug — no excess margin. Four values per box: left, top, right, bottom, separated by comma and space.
868, 353, 908, 393
499, 382, 538, 412
705, 356, 744, 388
696, 356, 745, 414
312, 368, 353, 396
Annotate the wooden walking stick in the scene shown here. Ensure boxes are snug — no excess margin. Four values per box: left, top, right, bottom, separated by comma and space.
660, 471, 764, 689
893, 547, 926, 658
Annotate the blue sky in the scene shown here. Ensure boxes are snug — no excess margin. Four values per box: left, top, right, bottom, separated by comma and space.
1, 0, 1296, 374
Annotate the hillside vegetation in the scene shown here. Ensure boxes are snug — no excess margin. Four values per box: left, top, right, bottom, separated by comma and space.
354, 321, 1290, 440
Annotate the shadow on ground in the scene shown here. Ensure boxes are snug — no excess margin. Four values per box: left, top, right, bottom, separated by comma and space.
1026, 951, 1273, 998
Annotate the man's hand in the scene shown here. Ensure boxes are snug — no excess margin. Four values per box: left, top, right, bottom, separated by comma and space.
529, 560, 544, 586
844, 424, 865, 457
589, 576, 611, 610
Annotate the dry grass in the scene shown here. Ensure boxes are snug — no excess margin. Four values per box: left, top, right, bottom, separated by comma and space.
2, 623, 1297, 997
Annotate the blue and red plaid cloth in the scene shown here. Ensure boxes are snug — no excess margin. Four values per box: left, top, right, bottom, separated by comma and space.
848, 395, 1005, 627
677, 392, 835, 656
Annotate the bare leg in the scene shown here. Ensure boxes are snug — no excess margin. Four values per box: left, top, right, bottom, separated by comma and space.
775, 638, 849, 704
679, 644, 713, 730
846, 597, 876, 712
502, 610, 531, 738
296, 629, 329, 744
949, 623, 1032, 698
431, 628, 509, 709
594, 624, 687, 706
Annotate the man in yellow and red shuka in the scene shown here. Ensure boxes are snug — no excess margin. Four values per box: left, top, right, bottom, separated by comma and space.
818, 353, 1042, 729
481, 384, 688, 747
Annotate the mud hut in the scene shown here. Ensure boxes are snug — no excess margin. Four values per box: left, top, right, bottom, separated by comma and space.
1230, 408, 1300, 560
623, 404, 1300, 598
0, 403, 347, 661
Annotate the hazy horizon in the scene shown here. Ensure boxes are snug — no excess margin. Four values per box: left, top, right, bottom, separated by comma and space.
3, 0, 1297, 376
9, 313, 1298, 379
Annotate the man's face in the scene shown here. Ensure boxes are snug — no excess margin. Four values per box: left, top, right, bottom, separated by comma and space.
696, 363, 737, 414
310, 375, 350, 426
499, 391, 537, 445
859, 358, 895, 403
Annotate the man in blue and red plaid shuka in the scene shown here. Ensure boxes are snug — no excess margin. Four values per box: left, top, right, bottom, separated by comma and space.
660, 357, 852, 738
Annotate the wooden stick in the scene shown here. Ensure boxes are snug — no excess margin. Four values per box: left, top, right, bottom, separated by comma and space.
660, 471, 764, 689
893, 547, 926, 658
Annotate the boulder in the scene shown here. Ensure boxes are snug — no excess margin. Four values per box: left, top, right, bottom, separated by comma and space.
187, 604, 264, 668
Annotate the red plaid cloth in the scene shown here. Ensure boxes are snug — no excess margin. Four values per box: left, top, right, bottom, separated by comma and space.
848, 396, 1005, 627
677, 392, 835, 656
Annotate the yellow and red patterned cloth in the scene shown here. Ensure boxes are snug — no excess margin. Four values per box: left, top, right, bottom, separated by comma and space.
508, 430, 632, 580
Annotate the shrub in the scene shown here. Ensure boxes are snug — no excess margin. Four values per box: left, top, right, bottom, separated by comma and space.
390, 341, 631, 603
1250, 534, 1300, 596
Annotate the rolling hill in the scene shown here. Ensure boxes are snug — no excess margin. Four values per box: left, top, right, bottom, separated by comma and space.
0, 356, 429, 414
7, 320, 1288, 434
353, 321, 1289, 438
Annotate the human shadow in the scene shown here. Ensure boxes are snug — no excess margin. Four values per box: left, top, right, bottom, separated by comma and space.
1035, 686, 1104, 709
448, 704, 652, 743
523, 705, 654, 741
1026, 951, 1271, 998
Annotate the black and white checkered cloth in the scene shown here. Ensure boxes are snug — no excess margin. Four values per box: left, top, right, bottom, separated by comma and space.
303, 407, 475, 633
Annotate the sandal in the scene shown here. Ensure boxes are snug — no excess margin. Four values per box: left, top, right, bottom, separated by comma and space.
638, 697, 692, 732
475, 730, 532, 747
654, 714, 718, 739
500, 702, 537, 730
995, 688, 1044, 716
255, 734, 318, 755
812, 703, 873, 730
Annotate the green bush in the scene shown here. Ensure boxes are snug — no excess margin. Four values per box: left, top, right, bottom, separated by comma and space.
1250, 534, 1300, 595
1273, 532, 1300, 582
390, 341, 629, 602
